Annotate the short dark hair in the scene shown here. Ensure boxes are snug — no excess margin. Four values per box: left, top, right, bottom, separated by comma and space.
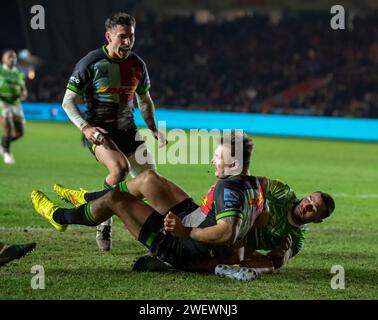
2, 49, 16, 58
317, 191, 335, 218
105, 12, 136, 31
220, 131, 254, 168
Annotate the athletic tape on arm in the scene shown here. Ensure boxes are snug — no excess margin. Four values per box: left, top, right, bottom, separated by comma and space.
62, 89, 88, 130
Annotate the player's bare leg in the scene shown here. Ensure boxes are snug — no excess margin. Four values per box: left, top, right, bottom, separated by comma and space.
34, 190, 244, 272
126, 170, 189, 214
81, 169, 190, 215
94, 138, 130, 251
1, 115, 16, 164
95, 139, 131, 186
11, 116, 25, 142
90, 190, 154, 237
127, 143, 156, 178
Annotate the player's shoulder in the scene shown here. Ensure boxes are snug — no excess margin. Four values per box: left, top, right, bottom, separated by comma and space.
215, 175, 253, 192
76, 48, 105, 68
267, 178, 297, 202
128, 51, 147, 66
268, 178, 288, 193
13, 67, 24, 76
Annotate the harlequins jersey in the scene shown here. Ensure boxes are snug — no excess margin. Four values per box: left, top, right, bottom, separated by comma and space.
185, 175, 266, 241
67, 46, 150, 130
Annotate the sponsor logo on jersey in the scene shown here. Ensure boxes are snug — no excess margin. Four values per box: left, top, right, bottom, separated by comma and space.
70, 76, 80, 84
248, 190, 264, 207
98, 85, 137, 94
200, 184, 216, 215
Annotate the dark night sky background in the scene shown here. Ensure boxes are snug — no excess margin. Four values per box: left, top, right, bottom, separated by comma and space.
0, 1, 25, 50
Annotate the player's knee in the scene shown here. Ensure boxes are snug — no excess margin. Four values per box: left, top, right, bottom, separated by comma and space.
106, 189, 129, 206
142, 169, 160, 183
108, 159, 130, 180
108, 171, 127, 185
130, 162, 156, 177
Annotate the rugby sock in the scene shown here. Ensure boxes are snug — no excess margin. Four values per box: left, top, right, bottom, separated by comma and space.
117, 180, 129, 193
53, 203, 98, 226
84, 180, 129, 202
116, 180, 150, 204
103, 180, 112, 190
84, 189, 110, 202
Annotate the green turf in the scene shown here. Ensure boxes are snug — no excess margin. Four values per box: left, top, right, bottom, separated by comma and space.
0, 122, 377, 299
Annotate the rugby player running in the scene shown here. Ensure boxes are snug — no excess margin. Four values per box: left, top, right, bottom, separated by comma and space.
0, 49, 27, 164
61, 12, 166, 251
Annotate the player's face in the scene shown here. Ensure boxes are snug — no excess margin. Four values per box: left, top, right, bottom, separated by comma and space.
2, 51, 17, 68
293, 192, 327, 224
212, 145, 235, 178
106, 24, 135, 59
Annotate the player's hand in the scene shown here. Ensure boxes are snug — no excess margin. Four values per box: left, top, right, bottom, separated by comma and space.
267, 234, 293, 269
164, 212, 191, 238
82, 126, 108, 145
152, 129, 167, 148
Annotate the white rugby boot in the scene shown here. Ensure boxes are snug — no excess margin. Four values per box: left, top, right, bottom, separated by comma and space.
215, 264, 258, 281
4, 152, 15, 164
96, 217, 112, 251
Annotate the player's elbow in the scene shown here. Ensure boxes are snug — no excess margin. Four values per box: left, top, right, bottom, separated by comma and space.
227, 230, 239, 246
62, 93, 74, 111
62, 89, 82, 109
218, 226, 239, 246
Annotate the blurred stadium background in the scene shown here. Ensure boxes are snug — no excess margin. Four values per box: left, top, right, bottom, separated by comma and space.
2, 0, 378, 118
0, 0, 377, 300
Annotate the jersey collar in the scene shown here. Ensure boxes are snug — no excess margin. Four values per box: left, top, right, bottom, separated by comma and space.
2, 64, 16, 71
102, 45, 129, 62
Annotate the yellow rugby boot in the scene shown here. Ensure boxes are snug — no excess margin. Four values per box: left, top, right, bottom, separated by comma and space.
31, 190, 67, 232
53, 184, 87, 207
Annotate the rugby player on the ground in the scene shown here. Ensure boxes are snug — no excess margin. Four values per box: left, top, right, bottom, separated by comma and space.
61, 12, 166, 251
0, 49, 27, 164
50, 176, 335, 279
215, 179, 335, 280
245, 179, 335, 269
31, 133, 274, 276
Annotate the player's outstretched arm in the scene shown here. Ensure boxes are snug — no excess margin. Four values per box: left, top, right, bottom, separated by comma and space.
164, 212, 241, 246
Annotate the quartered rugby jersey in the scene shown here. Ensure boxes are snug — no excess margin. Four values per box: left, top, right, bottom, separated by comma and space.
0, 65, 24, 105
246, 178, 306, 256
67, 46, 150, 130
185, 175, 266, 241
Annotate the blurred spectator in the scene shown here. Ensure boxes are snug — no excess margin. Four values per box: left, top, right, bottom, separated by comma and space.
25, 11, 378, 118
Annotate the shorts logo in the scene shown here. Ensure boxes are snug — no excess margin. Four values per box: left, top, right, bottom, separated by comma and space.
98, 85, 137, 94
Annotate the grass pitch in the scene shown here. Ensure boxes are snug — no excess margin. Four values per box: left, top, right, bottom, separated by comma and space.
0, 122, 377, 299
